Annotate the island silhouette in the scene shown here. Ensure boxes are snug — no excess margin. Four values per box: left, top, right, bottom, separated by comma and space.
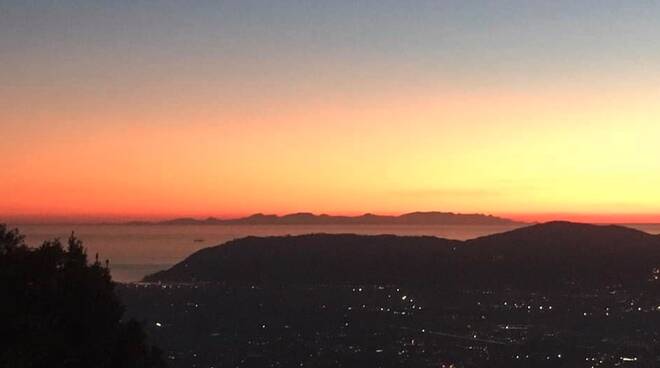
126, 211, 524, 226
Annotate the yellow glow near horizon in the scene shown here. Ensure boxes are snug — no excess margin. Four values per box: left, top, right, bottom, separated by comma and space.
3, 79, 660, 223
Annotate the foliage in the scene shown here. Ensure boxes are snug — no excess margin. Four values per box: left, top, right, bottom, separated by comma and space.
0, 224, 166, 368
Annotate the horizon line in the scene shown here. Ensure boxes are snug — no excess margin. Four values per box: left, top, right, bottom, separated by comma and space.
4, 210, 660, 225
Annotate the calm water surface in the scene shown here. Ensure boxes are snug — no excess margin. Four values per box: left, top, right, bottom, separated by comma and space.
10, 223, 660, 282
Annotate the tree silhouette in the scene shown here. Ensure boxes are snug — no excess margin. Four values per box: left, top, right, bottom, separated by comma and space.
0, 224, 166, 368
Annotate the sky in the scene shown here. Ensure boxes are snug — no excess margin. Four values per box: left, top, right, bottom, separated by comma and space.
2, 1, 660, 223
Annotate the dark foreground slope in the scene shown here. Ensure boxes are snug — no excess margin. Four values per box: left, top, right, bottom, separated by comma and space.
145, 222, 660, 289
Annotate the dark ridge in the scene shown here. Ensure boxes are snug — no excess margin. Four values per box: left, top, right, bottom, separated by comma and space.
144, 233, 460, 284
144, 222, 660, 289
466, 221, 654, 250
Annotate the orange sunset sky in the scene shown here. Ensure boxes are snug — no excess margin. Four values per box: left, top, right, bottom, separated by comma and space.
2, 1, 660, 223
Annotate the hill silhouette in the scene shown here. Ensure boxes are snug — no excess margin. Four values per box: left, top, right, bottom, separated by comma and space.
145, 222, 660, 289
128, 211, 523, 226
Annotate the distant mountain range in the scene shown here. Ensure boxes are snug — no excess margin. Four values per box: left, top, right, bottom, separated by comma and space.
126, 211, 524, 226
144, 222, 660, 289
